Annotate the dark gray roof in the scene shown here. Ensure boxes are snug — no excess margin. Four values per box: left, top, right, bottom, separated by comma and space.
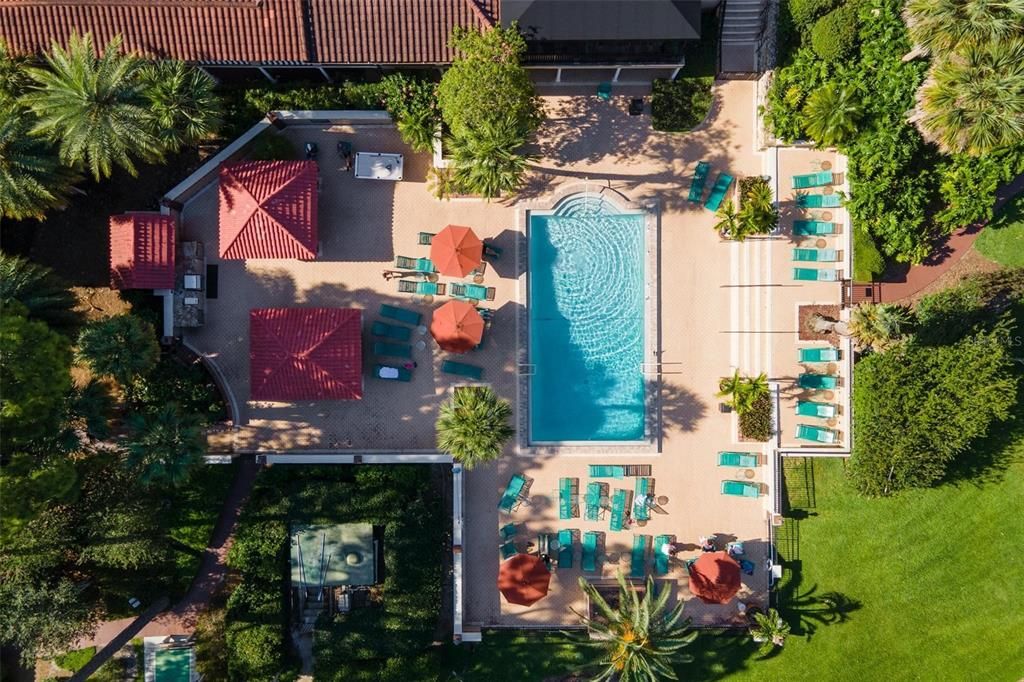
502, 0, 701, 41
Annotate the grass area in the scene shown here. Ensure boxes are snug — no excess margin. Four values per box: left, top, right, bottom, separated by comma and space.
166, 461, 238, 594
54, 646, 95, 672
441, 630, 588, 680
651, 77, 715, 132
976, 193, 1024, 267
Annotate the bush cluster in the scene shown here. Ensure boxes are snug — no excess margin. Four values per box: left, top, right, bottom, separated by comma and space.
810, 4, 860, 61
651, 77, 714, 132
789, 0, 843, 28
852, 227, 885, 282
739, 393, 773, 441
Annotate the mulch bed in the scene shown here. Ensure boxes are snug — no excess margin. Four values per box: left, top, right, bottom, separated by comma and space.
798, 304, 841, 344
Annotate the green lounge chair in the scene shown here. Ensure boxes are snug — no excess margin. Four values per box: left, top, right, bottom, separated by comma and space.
589, 465, 625, 479
793, 268, 838, 282
500, 523, 517, 540
395, 255, 435, 273
793, 220, 836, 236
418, 231, 435, 245
597, 82, 612, 100
688, 161, 710, 202
721, 480, 761, 498
798, 373, 838, 390
500, 541, 517, 559
582, 531, 599, 573
609, 489, 628, 531
718, 451, 759, 468
796, 423, 838, 443
704, 172, 734, 212
584, 482, 601, 521
373, 364, 411, 381
797, 193, 842, 208
398, 279, 446, 296
798, 347, 839, 363
792, 248, 838, 262
796, 401, 836, 418
498, 474, 527, 512
441, 360, 484, 380
654, 535, 672, 575
373, 341, 411, 358
630, 535, 648, 578
633, 477, 652, 522
379, 304, 421, 325
371, 321, 412, 341
558, 529, 574, 568
792, 171, 834, 189
559, 477, 575, 520
450, 282, 496, 302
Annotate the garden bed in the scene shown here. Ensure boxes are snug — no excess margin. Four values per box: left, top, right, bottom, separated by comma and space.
799, 304, 841, 343
651, 77, 714, 132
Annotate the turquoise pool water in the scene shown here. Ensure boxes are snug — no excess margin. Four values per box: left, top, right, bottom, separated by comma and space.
529, 194, 646, 442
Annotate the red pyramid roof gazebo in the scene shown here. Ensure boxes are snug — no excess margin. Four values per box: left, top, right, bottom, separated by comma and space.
250, 308, 363, 401
219, 160, 318, 260
109, 212, 176, 289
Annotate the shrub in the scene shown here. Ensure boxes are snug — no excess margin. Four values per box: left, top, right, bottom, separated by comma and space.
378, 74, 439, 153
810, 5, 860, 61
77, 314, 159, 389
935, 146, 1024, 232
226, 516, 288, 582
737, 176, 778, 238
789, 0, 842, 29
225, 622, 284, 682
651, 77, 714, 132
739, 393, 773, 441
54, 647, 95, 673
914, 269, 1024, 346
852, 227, 885, 281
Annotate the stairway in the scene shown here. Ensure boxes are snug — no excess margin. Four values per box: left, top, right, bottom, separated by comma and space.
720, 0, 765, 75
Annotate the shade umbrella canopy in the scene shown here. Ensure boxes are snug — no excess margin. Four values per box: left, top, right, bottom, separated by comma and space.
498, 553, 551, 606
430, 300, 485, 353
687, 551, 742, 604
430, 224, 483, 277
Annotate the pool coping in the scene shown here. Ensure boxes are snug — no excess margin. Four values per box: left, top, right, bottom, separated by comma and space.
515, 183, 661, 456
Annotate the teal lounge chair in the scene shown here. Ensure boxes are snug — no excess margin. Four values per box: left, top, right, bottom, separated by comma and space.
793, 268, 838, 282
688, 161, 710, 202
796, 424, 838, 443
558, 529, 574, 568
398, 280, 446, 296
584, 482, 602, 521
500, 541, 517, 559
597, 82, 612, 101
500, 522, 517, 540
371, 321, 412, 341
373, 364, 411, 381
704, 172, 734, 212
798, 193, 842, 208
721, 480, 761, 498
792, 171, 834, 189
498, 473, 526, 513
630, 535, 648, 578
418, 231, 435, 245
582, 531, 599, 573
559, 477, 576, 520
633, 477, 652, 522
792, 248, 838, 262
609, 489, 628, 531
450, 282, 496, 301
798, 347, 839, 363
798, 373, 838, 390
441, 360, 483, 380
796, 401, 836, 418
395, 255, 435, 273
373, 341, 411, 358
589, 465, 625, 479
654, 535, 672, 575
793, 220, 836, 236
718, 451, 759, 468
379, 304, 421, 325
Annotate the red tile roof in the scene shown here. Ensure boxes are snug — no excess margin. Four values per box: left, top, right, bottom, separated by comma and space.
219, 160, 318, 260
250, 308, 363, 401
109, 212, 176, 290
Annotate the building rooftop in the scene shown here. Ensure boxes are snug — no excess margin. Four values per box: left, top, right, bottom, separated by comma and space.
109, 212, 176, 290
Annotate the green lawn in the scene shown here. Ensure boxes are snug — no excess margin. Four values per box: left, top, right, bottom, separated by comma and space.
441, 630, 588, 680
166, 461, 238, 595
976, 193, 1024, 267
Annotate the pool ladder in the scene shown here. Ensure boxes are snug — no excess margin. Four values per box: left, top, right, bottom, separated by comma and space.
641, 361, 683, 375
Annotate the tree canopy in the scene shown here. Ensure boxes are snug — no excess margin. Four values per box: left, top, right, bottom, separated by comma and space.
77, 313, 159, 390
436, 386, 514, 468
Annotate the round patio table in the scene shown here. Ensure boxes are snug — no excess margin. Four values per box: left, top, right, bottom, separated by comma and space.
815, 238, 828, 249
415, 340, 426, 351
473, 275, 485, 284
821, 160, 832, 171
420, 294, 434, 304
823, 186, 835, 195
637, 518, 648, 527
821, 211, 833, 221
822, 390, 836, 401
826, 418, 838, 428
656, 495, 669, 506
607, 552, 620, 564
599, 495, 610, 509
743, 469, 756, 480
427, 273, 439, 283
416, 325, 428, 335
826, 363, 838, 374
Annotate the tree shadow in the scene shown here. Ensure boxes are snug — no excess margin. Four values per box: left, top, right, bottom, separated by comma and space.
938, 386, 1024, 488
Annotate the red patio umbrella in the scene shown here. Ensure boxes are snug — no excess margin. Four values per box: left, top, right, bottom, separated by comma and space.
498, 553, 551, 606
687, 551, 741, 604
430, 300, 485, 353
430, 225, 483, 277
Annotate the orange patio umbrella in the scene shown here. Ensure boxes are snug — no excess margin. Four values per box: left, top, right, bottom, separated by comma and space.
687, 551, 742, 604
430, 224, 483, 277
430, 300, 485, 353
498, 553, 551, 606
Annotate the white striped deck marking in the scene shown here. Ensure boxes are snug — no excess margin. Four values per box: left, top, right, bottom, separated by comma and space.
730, 240, 740, 370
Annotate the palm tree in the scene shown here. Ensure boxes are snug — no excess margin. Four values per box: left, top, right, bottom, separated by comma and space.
714, 199, 740, 238
801, 84, 863, 148
918, 39, 1024, 156
76, 314, 160, 393
140, 60, 222, 152
738, 178, 779, 238
717, 369, 769, 415
574, 572, 697, 681
70, 378, 115, 440
0, 38, 31, 99
848, 302, 913, 352
122, 403, 203, 487
904, 0, 1024, 56
0, 252, 80, 333
447, 115, 531, 199
748, 607, 791, 656
0, 99, 78, 220
23, 33, 161, 180
436, 386, 514, 468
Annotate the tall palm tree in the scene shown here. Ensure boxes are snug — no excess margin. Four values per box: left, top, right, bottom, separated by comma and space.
575, 572, 696, 681
801, 84, 863, 148
122, 403, 203, 487
904, 0, 1024, 56
0, 252, 80, 333
0, 99, 78, 220
140, 60, 222, 152
447, 115, 532, 199
76, 314, 159, 392
714, 199, 740, 238
848, 302, 913, 352
436, 386, 513, 469
748, 607, 791, 656
738, 179, 779, 238
22, 32, 161, 180
919, 39, 1024, 156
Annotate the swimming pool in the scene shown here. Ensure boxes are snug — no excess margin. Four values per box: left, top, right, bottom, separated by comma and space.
528, 193, 647, 442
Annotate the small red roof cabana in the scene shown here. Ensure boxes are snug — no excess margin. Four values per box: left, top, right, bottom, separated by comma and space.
109, 212, 176, 289
219, 160, 318, 260
250, 308, 363, 401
